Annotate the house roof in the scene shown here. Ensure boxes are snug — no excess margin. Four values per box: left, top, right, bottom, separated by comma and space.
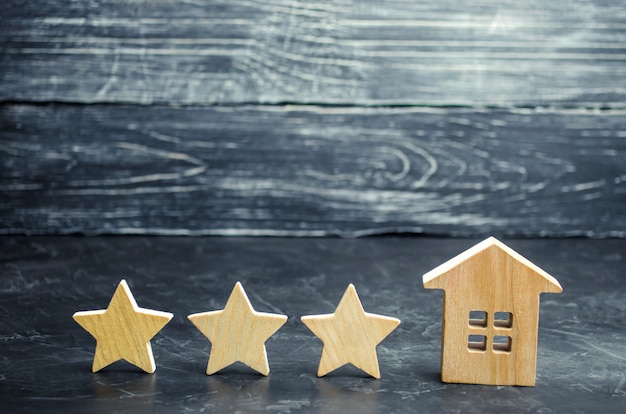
423, 236, 562, 293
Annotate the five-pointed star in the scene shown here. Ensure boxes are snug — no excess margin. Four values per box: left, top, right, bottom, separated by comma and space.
73, 279, 173, 373
301, 284, 401, 379
188, 282, 288, 376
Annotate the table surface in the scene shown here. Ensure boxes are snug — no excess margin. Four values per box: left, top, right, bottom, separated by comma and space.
1, 236, 624, 413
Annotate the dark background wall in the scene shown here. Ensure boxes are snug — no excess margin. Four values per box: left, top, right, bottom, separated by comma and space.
1, 0, 625, 237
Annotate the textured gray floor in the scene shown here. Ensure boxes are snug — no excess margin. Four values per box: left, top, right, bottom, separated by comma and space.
1, 236, 624, 413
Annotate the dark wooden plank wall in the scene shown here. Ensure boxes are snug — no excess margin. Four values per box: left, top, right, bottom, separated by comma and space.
1, 0, 625, 106
1, 0, 625, 237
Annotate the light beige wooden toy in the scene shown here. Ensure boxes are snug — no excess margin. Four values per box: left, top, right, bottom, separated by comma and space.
73, 279, 174, 373
188, 282, 287, 376
423, 237, 562, 386
301, 284, 401, 379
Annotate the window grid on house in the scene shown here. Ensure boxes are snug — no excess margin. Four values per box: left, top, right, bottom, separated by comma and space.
493, 335, 512, 352
468, 310, 487, 327
467, 310, 513, 353
468, 334, 487, 351
494, 312, 513, 328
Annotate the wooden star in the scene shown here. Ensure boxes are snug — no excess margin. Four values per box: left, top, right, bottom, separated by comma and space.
188, 282, 287, 376
72, 279, 173, 373
301, 284, 401, 379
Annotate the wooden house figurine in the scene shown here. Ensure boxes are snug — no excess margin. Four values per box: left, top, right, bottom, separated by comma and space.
422, 237, 562, 386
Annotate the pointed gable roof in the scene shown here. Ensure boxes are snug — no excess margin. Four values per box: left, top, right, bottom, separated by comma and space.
423, 237, 562, 293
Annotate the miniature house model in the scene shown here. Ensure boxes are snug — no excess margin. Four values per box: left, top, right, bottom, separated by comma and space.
423, 237, 562, 386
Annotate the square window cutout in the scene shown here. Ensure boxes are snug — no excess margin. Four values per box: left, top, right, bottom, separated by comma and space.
468, 335, 487, 352
469, 310, 487, 327
493, 336, 512, 352
494, 312, 513, 328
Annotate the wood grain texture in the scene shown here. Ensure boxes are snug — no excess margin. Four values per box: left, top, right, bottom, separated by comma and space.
1, 0, 624, 106
188, 282, 287, 376
301, 284, 400, 378
423, 237, 562, 386
72, 279, 174, 373
1, 104, 625, 237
